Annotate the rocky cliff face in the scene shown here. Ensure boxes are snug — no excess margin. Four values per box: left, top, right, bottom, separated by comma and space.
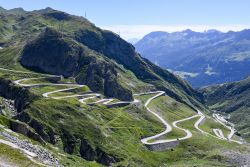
80, 139, 118, 166
21, 28, 133, 101
75, 29, 159, 81
21, 28, 82, 77
0, 78, 36, 113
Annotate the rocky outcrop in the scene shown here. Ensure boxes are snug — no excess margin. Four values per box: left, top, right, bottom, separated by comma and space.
223, 150, 250, 166
0, 105, 4, 114
75, 29, 159, 81
75, 57, 132, 101
80, 139, 97, 161
21, 28, 133, 101
10, 120, 45, 144
80, 139, 118, 166
0, 78, 37, 113
43, 10, 71, 21
0, 131, 61, 166
61, 131, 119, 166
16, 112, 57, 144
106, 102, 132, 108
1, 98, 16, 116
20, 28, 82, 77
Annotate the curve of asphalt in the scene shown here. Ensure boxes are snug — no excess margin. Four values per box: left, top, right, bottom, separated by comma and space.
140, 92, 209, 145
194, 111, 225, 140
213, 113, 243, 144
213, 129, 226, 140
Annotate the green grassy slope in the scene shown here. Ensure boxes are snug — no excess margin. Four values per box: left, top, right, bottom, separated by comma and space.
0, 72, 248, 166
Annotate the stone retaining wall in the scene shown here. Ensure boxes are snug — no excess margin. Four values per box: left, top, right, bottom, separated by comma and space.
146, 140, 180, 151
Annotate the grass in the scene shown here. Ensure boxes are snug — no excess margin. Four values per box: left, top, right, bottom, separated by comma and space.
146, 95, 195, 140
21, 77, 57, 84
0, 68, 45, 81
200, 116, 231, 138
0, 143, 41, 167
0, 85, 246, 166
146, 95, 233, 142
30, 85, 70, 95
0, 115, 10, 127
160, 116, 237, 167
25, 98, 168, 167
21, 77, 77, 85
0, 46, 25, 70
134, 93, 157, 104
116, 66, 155, 94
148, 96, 196, 122
48, 86, 90, 97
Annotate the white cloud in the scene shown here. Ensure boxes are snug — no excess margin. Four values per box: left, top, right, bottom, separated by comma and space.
101, 24, 250, 40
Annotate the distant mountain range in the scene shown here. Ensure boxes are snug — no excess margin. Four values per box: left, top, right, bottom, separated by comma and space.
135, 29, 250, 87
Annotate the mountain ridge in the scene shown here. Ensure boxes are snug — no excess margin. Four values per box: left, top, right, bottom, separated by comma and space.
135, 29, 250, 87
0, 7, 204, 108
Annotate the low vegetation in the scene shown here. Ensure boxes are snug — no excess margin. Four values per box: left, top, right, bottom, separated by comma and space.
201, 77, 250, 141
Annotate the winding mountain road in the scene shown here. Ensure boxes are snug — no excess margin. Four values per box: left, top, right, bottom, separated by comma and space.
213, 113, 243, 144
14, 77, 137, 106
139, 91, 242, 145
0, 67, 243, 146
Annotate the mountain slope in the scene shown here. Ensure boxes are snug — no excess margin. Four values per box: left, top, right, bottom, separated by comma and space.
201, 76, 250, 141
135, 30, 250, 87
21, 28, 133, 101
0, 7, 204, 108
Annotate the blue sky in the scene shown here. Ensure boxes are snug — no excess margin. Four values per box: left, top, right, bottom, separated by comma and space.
1, 0, 250, 39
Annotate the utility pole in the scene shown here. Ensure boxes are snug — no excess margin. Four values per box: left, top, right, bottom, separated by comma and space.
85, 12, 87, 19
